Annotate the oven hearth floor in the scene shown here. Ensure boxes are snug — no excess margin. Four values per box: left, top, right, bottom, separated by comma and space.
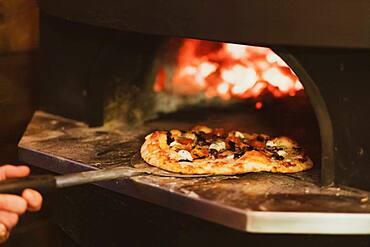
18, 111, 370, 234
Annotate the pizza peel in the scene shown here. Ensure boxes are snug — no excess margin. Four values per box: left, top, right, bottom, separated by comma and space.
0, 152, 211, 194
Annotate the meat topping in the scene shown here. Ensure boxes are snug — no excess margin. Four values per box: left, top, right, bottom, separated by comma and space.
191, 146, 209, 159
213, 128, 226, 137
177, 137, 194, 145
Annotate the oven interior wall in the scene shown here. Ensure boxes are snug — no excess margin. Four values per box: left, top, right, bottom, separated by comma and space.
39, 13, 165, 126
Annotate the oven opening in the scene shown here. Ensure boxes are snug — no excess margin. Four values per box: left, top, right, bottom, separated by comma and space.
127, 38, 321, 172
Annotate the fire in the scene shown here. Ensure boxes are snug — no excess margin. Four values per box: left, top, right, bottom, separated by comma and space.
225, 43, 248, 59
154, 39, 303, 105
222, 65, 257, 95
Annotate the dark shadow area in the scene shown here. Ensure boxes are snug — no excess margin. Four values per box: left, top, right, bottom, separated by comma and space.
0, 52, 36, 162
0, 52, 79, 246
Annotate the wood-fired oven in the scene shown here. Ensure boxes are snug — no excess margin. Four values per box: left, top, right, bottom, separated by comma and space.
17, 1, 370, 246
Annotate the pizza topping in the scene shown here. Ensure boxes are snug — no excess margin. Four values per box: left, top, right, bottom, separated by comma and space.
277, 150, 287, 157
266, 146, 283, 152
177, 137, 194, 145
162, 126, 307, 165
170, 129, 182, 137
195, 132, 206, 145
266, 140, 277, 148
204, 133, 217, 143
227, 141, 236, 151
169, 140, 181, 148
271, 153, 285, 160
227, 136, 242, 145
209, 141, 226, 152
234, 131, 244, 139
192, 125, 212, 134
166, 131, 175, 145
213, 128, 227, 138
184, 132, 196, 140
141, 125, 313, 175
177, 150, 193, 161
150, 131, 160, 140
191, 146, 209, 159
250, 140, 265, 149
270, 137, 296, 148
256, 135, 266, 142
209, 149, 218, 158
283, 162, 295, 167
217, 150, 235, 159
233, 144, 255, 159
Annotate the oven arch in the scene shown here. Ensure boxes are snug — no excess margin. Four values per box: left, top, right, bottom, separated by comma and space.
276, 50, 334, 186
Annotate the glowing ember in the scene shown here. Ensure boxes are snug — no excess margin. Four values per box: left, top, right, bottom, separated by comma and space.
154, 39, 304, 104
255, 101, 263, 109
262, 67, 294, 93
225, 43, 248, 59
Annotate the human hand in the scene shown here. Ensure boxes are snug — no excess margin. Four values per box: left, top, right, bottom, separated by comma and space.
0, 165, 42, 243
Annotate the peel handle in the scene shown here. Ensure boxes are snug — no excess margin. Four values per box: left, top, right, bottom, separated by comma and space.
0, 175, 57, 194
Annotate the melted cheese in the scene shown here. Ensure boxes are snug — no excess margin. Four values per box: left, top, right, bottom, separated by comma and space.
177, 150, 193, 161
209, 141, 226, 152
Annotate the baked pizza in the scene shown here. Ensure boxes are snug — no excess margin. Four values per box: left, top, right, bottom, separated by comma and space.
141, 125, 313, 175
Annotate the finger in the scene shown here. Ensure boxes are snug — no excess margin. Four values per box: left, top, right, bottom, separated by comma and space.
0, 211, 18, 230
0, 165, 30, 180
0, 195, 27, 215
22, 189, 42, 212
0, 223, 9, 244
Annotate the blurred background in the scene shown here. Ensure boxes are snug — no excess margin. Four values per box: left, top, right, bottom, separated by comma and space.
0, 1, 75, 246
0, 0, 38, 163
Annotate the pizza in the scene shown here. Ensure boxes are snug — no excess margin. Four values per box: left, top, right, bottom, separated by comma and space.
140, 125, 313, 175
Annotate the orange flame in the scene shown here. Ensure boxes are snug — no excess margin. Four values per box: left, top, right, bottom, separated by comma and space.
154, 39, 303, 106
